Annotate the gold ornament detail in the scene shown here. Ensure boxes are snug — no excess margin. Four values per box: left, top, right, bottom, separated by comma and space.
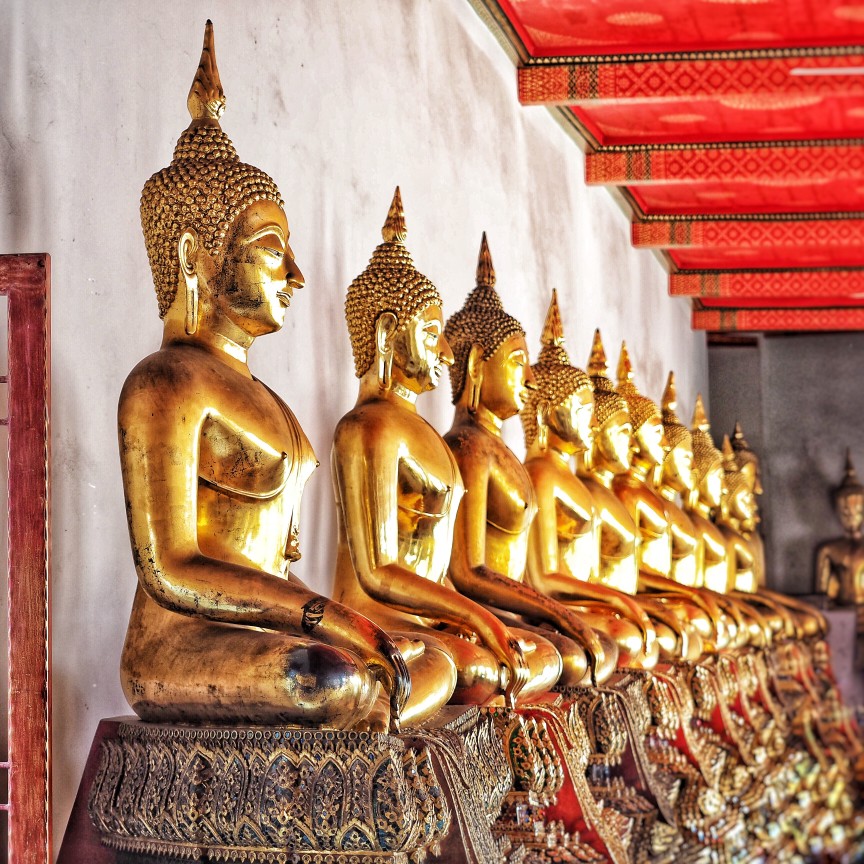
587, 329, 629, 429
616, 342, 661, 432
522, 290, 592, 447
661, 372, 692, 450
88, 720, 450, 863
345, 187, 441, 378
445, 233, 524, 404
690, 394, 723, 484
140, 21, 283, 317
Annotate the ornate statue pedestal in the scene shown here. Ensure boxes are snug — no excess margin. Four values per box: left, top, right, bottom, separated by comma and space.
59, 707, 509, 864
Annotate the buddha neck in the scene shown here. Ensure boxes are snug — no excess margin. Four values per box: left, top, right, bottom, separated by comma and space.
527, 436, 575, 468
162, 313, 252, 378
456, 402, 503, 436
687, 489, 712, 519
358, 371, 420, 414
628, 450, 654, 485
591, 458, 617, 489
655, 475, 678, 503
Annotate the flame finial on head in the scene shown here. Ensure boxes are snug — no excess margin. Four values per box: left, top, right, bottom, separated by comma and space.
662, 371, 678, 416
522, 291, 591, 447
187, 21, 226, 125
661, 371, 691, 450
444, 233, 524, 403
691, 394, 722, 482
845, 448, 858, 483
617, 341, 634, 386
476, 232, 496, 289
382, 186, 407, 244
692, 394, 709, 432
616, 342, 659, 431
722, 435, 737, 469
835, 448, 864, 501
587, 329, 608, 377
541, 289, 565, 348
344, 187, 441, 377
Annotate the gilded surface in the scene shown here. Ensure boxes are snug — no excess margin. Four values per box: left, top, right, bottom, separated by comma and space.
88, 721, 449, 863
120, 22, 411, 730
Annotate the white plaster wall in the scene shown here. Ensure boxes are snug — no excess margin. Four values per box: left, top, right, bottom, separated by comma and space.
0, 0, 707, 850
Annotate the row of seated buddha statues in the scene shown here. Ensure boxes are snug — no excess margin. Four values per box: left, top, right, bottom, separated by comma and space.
58, 21, 864, 864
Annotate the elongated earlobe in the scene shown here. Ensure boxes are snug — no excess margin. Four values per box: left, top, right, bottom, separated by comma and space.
178, 231, 200, 336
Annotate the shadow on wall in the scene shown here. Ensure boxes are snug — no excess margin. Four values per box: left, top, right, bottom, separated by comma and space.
709, 333, 864, 595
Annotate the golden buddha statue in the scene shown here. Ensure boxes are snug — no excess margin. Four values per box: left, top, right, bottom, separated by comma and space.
731, 422, 766, 587
331, 195, 537, 711
734, 423, 827, 638
815, 451, 864, 609
574, 331, 694, 661
521, 292, 657, 669
649, 372, 724, 648
443, 236, 615, 688
686, 396, 768, 647
119, 23, 412, 730
718, 439, 798, 639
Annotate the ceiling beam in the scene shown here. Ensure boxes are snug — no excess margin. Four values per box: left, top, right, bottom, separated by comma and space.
672, 269, 864, 298
586, 141, 864, 185
693, 306, 864, 331
519, 51, 864, 106
633, 217, 864, 249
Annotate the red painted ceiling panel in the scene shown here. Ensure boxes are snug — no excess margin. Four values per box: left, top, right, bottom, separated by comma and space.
479, 0, 864, 330
572, 98, 864, 146
670, 247, 864, 268
498, 0, 864, 57
629, 179, 864, 216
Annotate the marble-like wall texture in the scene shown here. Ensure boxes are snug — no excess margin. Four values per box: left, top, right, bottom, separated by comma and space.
0, 0, 707, 850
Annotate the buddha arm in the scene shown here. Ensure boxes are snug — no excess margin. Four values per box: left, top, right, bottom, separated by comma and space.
119, 376, 410, 722
814, 546, 834, 595
449, 451, 606, 681
639, 572, 724, 626
526, 476, 655, 649
758, 588, 828, 637
331, 419, 529, 704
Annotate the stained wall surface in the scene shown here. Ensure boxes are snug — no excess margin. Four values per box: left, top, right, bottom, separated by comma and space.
0, 0, 707, 849
711, 334, 864, 597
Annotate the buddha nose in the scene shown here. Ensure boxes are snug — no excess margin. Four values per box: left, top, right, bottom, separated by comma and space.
524, 363, 538, 390
286, 255, 305, 290
439, 333, 455, 367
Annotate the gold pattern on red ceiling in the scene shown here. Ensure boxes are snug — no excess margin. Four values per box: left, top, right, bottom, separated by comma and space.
470, 0, 864, 332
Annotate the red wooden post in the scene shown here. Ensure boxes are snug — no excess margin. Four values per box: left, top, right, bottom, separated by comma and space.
0, 254, 52, 864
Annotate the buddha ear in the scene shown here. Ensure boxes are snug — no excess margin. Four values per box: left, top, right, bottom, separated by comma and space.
466, 344, 484, 413
375, 312, 398, 391
178, 229, 200, 275
178, 230, 200, 336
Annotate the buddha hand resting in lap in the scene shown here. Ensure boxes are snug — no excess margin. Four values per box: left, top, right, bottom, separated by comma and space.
442, 236, 615, 689
119, 23, 411, 731
331, 191, 531, 710
522, 292, 657, 670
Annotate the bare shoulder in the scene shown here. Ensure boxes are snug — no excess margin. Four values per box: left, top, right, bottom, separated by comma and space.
332, 400, 402, 454
119, 344, 214, 421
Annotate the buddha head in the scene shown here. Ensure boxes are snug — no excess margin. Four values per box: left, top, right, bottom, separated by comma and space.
616, 342, 668, 469
140, 22, 303, 341
659, 372, 695, 495
345, 188, 452, 396
721, 436, 755, 525
445, 234, 535, 420
732, 422, 763, 496
586, 330, 632, 475
522, 290, 593, 454
691, 395, 724, 509
833, 450, 864, 540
